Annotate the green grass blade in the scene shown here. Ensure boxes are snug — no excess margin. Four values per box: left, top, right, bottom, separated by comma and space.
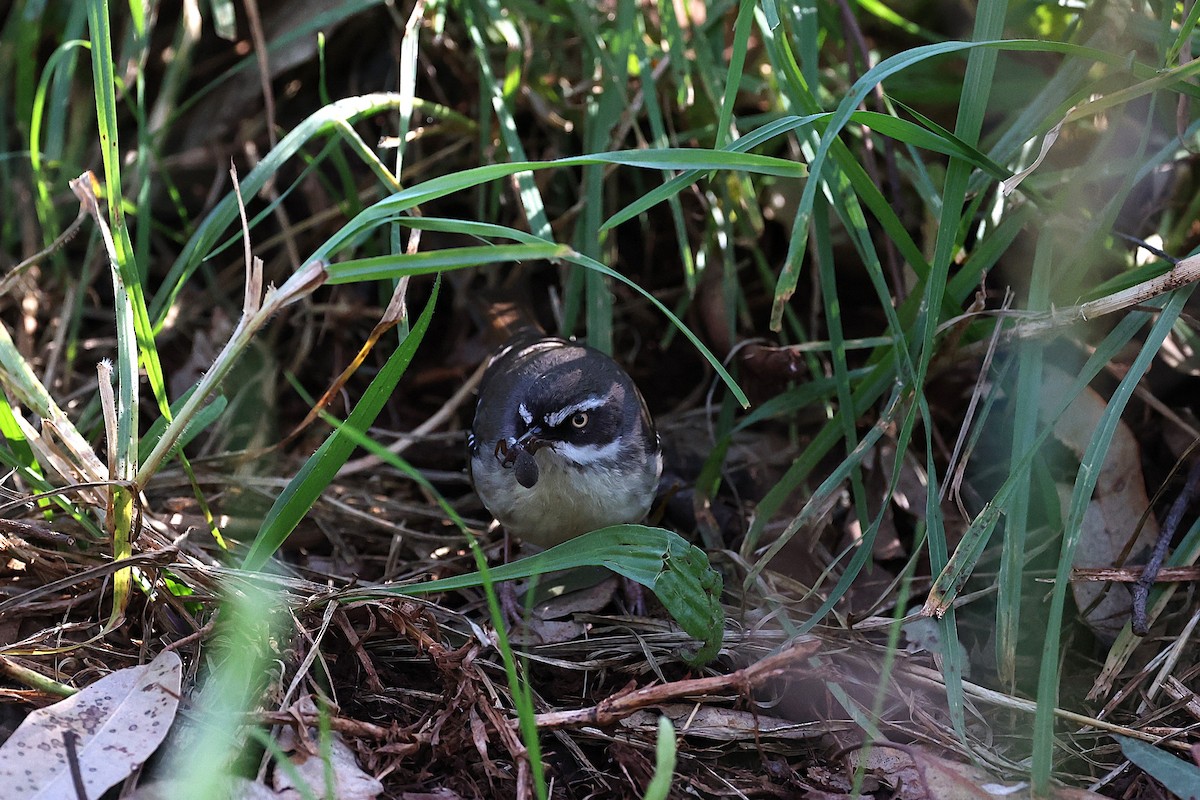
462, 0, 550, 240
152, 92, 407, 326
242, 275, 440, 571
770, 35, 1191, 330
643, 716, 678, 800
326, 215, 749, 408
1031, 285, 1196, 789
925, 303, 1156, 615
373, 525, 724, 665
325, 243, 570, 282
714, 0, 756, 148
996, 233, 1052, 687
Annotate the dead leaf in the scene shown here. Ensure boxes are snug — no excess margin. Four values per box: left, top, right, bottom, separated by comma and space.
0, 649, 182, 799
127, 776, 280, 800
274, 725, 383, 800
621, 704, 826, 741
1039, 366, 1160, 640
854, 746, 1110, 799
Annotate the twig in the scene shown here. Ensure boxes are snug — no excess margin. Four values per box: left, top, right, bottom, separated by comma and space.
253, 710, 400, 741
63, 731, 87, 800
337, 357, 488, 477
532, 637, 821, 730
134, 166, 327, 487
1132, 457, 1200, 635
0, 198, 89, 298
1073, 565, 1200, 582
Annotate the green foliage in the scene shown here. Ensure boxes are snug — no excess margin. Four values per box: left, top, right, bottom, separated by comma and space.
1117, 736, 1200, 799
4, 0, 1200, 794
374, 524, 726, 665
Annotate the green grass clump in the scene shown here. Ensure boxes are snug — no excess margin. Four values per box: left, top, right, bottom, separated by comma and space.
2, 1, 1199, 796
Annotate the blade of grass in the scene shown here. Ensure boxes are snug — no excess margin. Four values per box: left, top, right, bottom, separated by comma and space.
642, 717, 678, 800
996, 231, 1053, 687
325, 215, 748, 408
634, 12, 696, 292
923, 297, 1163, 616
85, 0, 169, 418
152, 92, 408, 326
241, 274, 438, 571
367, 523, 725, 665
462, 0, 550, 239
76, 172, 139, 628
770, 35, 1200, 331
301, 395, 547, 797
1031, 284, 1196, 789
29, 38, 89, 253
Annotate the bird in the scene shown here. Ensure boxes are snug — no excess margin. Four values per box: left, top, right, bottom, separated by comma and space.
468, 329, 663, 549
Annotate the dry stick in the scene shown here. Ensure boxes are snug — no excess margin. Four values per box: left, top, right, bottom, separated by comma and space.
63, 730, 87, 800
0, 517, 75, 547
531, 637, 822, 731
0, 550, 176, 617
134, 166, 327, 486
6, 194, 91, 391
338, 357, 489, 477
942, 288, 1012, 517
1005, 250, 1200, 337
283, 165, 421, 454
773, 250, 1200, 356
0, 198, 89, 297
901, 663, 1195, 752
1074, 565, 1200, 582
237, 0, 300, 273
253, 710, 397, 741
1131, 457, 1200, 635
242, 0, 277, 153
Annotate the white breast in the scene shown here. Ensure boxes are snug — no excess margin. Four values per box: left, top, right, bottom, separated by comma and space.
471, 447, 661, 548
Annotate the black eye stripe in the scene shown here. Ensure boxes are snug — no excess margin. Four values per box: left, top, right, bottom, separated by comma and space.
546, 408, 604, 428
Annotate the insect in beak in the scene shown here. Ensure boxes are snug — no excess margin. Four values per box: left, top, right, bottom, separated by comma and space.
494, 429, 548, 489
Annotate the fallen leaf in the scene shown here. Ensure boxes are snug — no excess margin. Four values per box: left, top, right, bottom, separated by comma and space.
274, 725, 382, 800
0, 649, 182, 800
855, 746, 1111, 800
1039, 366, 1160, 640
622, 704, 827, 741
126, 776, 280, 800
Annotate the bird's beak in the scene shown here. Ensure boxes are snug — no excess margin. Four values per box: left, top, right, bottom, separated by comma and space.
513, 426, 549, 453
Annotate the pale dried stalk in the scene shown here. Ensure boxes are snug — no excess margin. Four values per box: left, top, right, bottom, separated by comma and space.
134, 167, 328, 486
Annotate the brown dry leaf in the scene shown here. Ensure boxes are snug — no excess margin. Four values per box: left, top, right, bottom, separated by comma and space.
0, 649, 182, 799
274, 727, 383, 800
621, 703, 827, 741
856, 746, 1109, 800
127, 777, 280, 800
1039, 366, 1160, 640
508, 568, 618, 644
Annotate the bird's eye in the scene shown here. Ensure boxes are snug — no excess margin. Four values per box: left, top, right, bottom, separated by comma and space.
570, 412, 589, 429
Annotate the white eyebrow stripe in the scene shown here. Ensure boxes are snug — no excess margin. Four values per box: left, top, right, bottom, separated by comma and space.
518, 403, 533, 425
545, 396, 607, 428
553, 439, 624, 465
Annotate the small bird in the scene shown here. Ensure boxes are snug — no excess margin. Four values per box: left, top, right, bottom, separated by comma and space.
468, 330, 663, 548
